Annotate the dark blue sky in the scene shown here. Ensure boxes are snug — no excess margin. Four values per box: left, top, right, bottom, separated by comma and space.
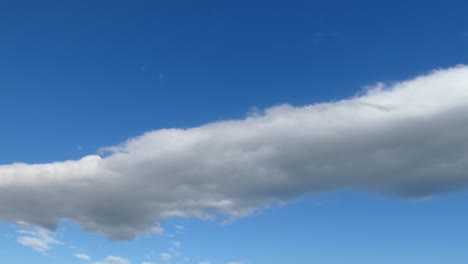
2, 0, 467, 163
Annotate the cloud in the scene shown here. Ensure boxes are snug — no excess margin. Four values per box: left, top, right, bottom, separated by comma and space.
160, 253, 172, 262
75, 253, 91, 261
169, 240, 182, 256
96, 256, 130, 264
151, 224, 164, 235
16, 225, 60, 253
312, 31, 342, 46
170, 240, 181, 248
2, 66, 468, 240
199, 261, 211, 264
142, 262, 153, 264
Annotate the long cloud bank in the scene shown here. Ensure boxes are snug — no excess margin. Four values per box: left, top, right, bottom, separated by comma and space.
1, 66, 468, 240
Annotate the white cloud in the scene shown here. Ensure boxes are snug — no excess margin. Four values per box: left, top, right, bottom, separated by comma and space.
170, 240, 181, 248
160, 253, 172, 262
74, 253, 91, 261
152, 224, 164, 235
169, 240, 182, 256
2, 66, 468, 239
142, 262, 152, 264
17, 236, 52, 252
199, 261, 211, 264
175, 225, 185, 234
16, 226, 60, 253
96, 256, 130, 264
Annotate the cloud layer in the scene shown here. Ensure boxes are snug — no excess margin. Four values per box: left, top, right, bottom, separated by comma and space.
2, 66, 468, 239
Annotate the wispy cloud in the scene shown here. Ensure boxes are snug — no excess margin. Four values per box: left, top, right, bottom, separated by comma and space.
95, 256, 130, 264
170, 240, 181, 248
160, 253, 172, 262
74, 253, 91, 262
2, 66, 468, 240
312, 31, 342, 46
16, 224, 61, 253
169, 240, 182, 256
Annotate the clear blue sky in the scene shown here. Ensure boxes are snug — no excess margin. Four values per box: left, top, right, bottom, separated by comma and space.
1, 1, 468, 264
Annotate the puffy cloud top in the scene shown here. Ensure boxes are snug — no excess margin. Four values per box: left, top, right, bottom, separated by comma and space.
2, 66, 468, 240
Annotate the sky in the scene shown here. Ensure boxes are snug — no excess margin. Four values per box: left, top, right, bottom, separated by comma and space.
1, 1, 468, 263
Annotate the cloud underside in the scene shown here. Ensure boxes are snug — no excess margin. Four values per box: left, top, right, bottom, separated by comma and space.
2, 66, 468, 240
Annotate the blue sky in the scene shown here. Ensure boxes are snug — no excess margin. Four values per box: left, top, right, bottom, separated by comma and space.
1, 1, 468, 264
